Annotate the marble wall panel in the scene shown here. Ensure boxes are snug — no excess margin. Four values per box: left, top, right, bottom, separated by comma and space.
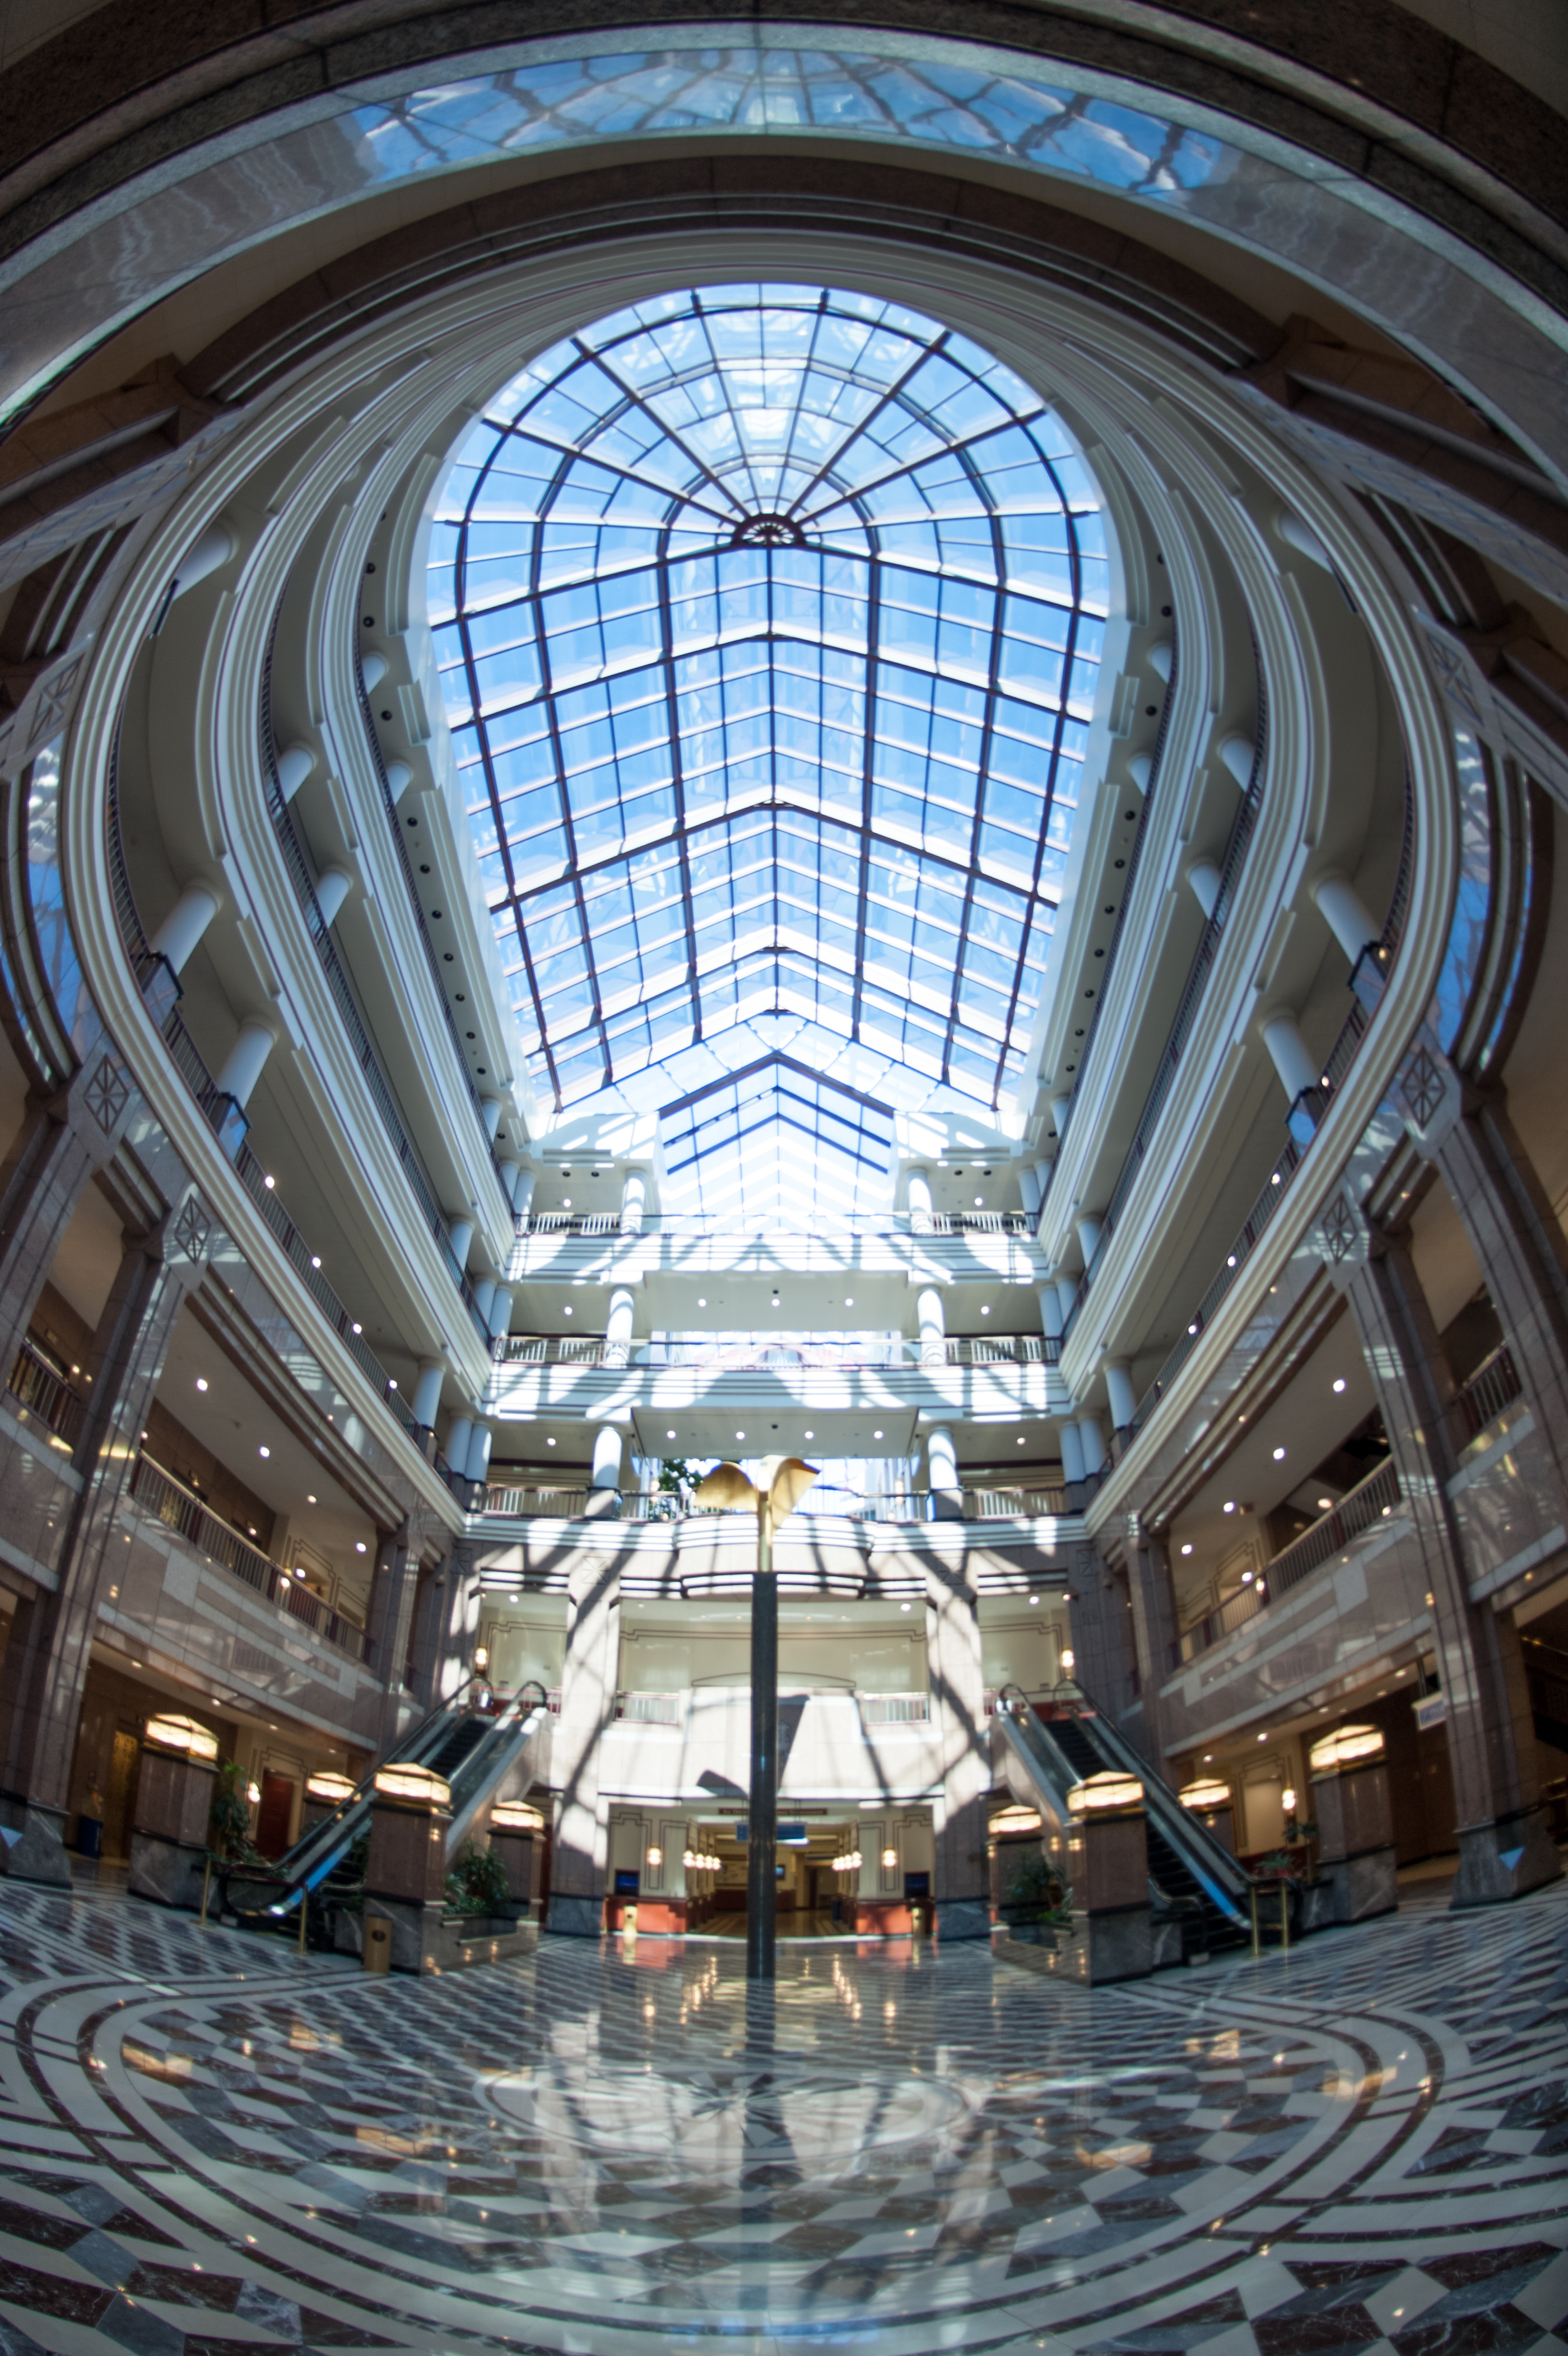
0, 1401, 78, 1590
600, 1691, 944, 1804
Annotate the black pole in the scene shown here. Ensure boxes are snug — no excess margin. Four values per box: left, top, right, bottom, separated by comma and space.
747, 1496, 778, 1981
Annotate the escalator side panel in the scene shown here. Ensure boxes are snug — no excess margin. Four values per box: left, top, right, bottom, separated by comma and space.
1064, 1707, 1251, 1929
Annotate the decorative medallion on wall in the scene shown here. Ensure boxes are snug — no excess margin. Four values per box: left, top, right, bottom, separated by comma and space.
83, 1051, 131, 1135
173, 1193, 212, 1264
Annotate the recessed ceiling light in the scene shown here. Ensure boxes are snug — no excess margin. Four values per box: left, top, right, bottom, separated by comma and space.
804, 1430, 814, 1440
736, 1430, 746, 1440
1317, 1496, 1332, 1510
562, 1305, 573, 1316
900, 1601, 911, 1612
546, 1437, 556, 1446
306, 1494, 317, 1503
356, 1541, 367, 1553
1029, 1594, 1039, 1605
1333, 1377, 1346, 1393
1181, 1542, 1193, 1555
196, 1377, 208, 1391
873, 1429, 883, 1440
844, 1296, 854, 1307
698, 1297, 707, 1308
666, 1428, 677, 1439
1273, 1445, 1286, 1460
258, 1446, 270, 1459
1223, 1500, 1235, 1514
981, 1304, 990, 1315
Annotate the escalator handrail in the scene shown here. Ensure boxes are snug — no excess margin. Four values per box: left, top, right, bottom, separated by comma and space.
441, 1684, 551, 1852
1058, 1682, 1252, 1926
992, 1684, 1082, 1829
231, 1669, 494, 1912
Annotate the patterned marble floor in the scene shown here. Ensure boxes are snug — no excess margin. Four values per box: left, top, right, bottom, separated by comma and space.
0, 1874, 1565, 2356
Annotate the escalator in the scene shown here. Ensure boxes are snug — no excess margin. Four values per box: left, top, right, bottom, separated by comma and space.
223, 1675, 551, 1936
994, 1685, 1255, 1958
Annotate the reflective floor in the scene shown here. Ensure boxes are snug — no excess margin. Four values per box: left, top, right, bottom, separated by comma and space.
1, 1873, 1566, 2354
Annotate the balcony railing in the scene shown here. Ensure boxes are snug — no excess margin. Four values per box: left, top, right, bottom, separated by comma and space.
492, 1332, 1058, 1371
478, 1483, 1067, 1524
129, 1453, 373, 1665
517, 1209, 1037, 1241
1172, 1455, 1403, 1664
859, 1693, 932, 1724
1454, 1343, 1524, 1445
6, 1338, 85, 1444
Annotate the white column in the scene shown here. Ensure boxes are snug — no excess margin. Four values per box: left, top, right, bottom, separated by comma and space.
1050, 1091, 1073, 1139
512, 1169, 536, 1227
1105, 1359, 1138, 1432
916, 1284, 946, 1366
1018, 1166, 1041, 1218
620, 1171, 648, 1233
1187, 857, 1222, 918
927, 1424, 963, 1520
411, 1359, 444, 1428
487, 1286, 513, 1341
1311, 870, 1380, 963
1037, 1283, 1063, 1344
149, 881, 220, 975
361, 653, 388, 691
385, 760, 415, 801
1218, 733, 1255, 788
445, 1415, 474, 1474
315, 865, 352, 924
467, 1424, 493, 1488
1127, 749, 1153, 793
276, 744, 316, 803
447, 1215, 475, 1268
1078, 1413, 1107, 1478
169, 519, 235, 601
604, 1285, 636, 1366
1059, 1421, 1086, 1489
472, 1277, 496, 1329
589, 1424, 624, 1500
215, 1018, 276, 1109
1076, 1212, 1103, 1268
1056, 1273, 1078, 1325
1279, 510, 1333, 569
1148, 637, 1174, 682
906, 1168, 934, 1235
1261, 1012, 1319, 1103
497, 1159, 519, 1209
480, 1097, 502, 1142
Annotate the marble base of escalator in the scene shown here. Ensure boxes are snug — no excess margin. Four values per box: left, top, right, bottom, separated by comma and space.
994, 1902, 1152, 1984
343, 1897, 538, 1975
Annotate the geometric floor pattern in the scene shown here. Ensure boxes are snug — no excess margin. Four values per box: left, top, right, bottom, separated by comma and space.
0, 1874, 1566, 2353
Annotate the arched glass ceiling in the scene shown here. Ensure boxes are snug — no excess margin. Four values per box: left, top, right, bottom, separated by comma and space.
660, 1055, 896, 1227
429, 283, 1111, 1119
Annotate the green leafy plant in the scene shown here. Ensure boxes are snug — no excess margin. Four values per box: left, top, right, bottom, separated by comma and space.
206, 1761, 256, 1864
1001, 1849, 1071, 1926
445, 1838, 513, 1919
658, 1456, 695, 1493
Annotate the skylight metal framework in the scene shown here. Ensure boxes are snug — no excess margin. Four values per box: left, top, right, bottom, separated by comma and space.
660, 1053, 895, 1226
430, 284, 1109, 1115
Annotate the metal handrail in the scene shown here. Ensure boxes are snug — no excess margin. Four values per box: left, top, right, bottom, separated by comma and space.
491, 1331, 1058, 1371
1172, 1455, 1403, 1663
1454, 1343, 1523, 1442
129, 1452, 372, 1663
6, 1338, 85, 1442
516, 1209, 1039, 1241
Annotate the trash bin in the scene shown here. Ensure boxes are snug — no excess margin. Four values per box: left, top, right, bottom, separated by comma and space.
363, 1917, 392, 1974
76, 1816, 103, 1860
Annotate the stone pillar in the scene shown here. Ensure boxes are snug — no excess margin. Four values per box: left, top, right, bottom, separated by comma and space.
915, 1284, 946, 1367
128, 1720, 218, 1910
446, 1214, 475, 1269
1187, 858, 1222, 918
0, 1189, 213, 1883
1104, 1359, 1137, 1433
1308, 1726, 1398, 1925
1037, 1283, 1063, 1351
906, 1168, 934, 1235
1059, 1419, 1086, 1512
214, 1018, 276, 1109
1067, 1540, 1134, 1716
512, 1168, 536, 1227
1125, 1527, 1181, 1770
1066, 1775, 1152, 1982
0, 1051, 135, 1374
1339, 1231, 1560, 1905
1261, 1011, 1323, 1144
1426, 1085, 1568, 1531
487, 1287, 513, 1342
365, 1767, 452, 1973
1078, 1412, 1107, 1482
619, 1170, 648, 1233
926, 1423, 964, 1521
366, 1518, 418, 1755
548, 1552, 622, 1935
604, 1285, 636, 1368
588, 1424, 624, 1517
410, 1359, 444, 1432
924, 1555, 989, 1938
427, 1539, 481, 1707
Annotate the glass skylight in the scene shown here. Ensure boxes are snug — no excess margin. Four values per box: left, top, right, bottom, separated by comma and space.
660, 1054, 895, 1225
429, 283, 1110, 1116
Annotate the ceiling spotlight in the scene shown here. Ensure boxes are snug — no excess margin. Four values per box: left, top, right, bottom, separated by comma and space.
356, 1542, 367, 1554
1223, 1500, 1235, 1514
844, 1295, 854, 1307
873, 1428, 883, 1440
546, 1436, 556, 1446
1180, 1541, 1193, 1556
899, 1601, 911, 1613
981, 1304, 990, 1315
562, 1196, 571, 1208
666, 1428, 677, 1440
1333, 1377, 1347, 1393
736, 1430, 746, 1440
258, 1446, 270, 1459
306, 1494, 317, 1504
974, 1195, 983, 1207
196, 1377, 208, 1392
1317, 1496, 1333, 1510
698, 1297, 707, 1308
1273, 1445, 1286, 1460
804, 1430, 814, 1440
770, 1295, 780, 1307
562, 1305, 573, 1316
1028, 1594, 1039, 1606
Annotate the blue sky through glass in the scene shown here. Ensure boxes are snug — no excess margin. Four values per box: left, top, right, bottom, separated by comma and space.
430, 283, 1109, 1124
